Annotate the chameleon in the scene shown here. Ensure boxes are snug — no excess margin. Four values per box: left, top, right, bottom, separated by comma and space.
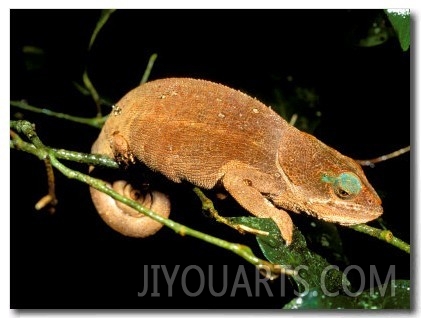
90, 77, 383, 245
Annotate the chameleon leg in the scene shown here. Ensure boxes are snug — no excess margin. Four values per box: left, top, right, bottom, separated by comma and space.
221, 162, 294, 245
193, 187, 272, 236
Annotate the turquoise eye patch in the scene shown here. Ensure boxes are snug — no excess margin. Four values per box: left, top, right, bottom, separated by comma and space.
322, 172, 362, 199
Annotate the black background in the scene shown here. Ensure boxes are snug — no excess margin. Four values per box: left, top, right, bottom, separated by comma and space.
10, 9, 410, 309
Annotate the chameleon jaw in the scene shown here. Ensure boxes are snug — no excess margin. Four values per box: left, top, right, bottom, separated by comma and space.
300, 197, 383, 225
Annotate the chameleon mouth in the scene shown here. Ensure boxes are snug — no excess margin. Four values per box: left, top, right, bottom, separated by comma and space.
306, 201, 383, 225
330, 208, 383, 225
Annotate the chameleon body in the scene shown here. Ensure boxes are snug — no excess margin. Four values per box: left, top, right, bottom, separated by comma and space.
90, 78, 383, 244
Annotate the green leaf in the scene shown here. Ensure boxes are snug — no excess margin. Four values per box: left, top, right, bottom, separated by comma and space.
301, 220, 348, 265
385, 9, 410, 51
283, 279, 410, 309
356, 279, 410, 309
227, 217, 347, 293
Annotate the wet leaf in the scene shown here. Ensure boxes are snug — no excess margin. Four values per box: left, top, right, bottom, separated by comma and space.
301, 220, 348, 266
228, 217, 347, 293
385, 9, 410, 51
283, 279, 410, 309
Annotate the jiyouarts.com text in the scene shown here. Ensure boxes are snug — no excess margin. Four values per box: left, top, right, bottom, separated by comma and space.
137, 264, 395, 298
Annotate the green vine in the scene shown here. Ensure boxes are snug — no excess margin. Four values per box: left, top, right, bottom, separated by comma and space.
10, 119, 297, 278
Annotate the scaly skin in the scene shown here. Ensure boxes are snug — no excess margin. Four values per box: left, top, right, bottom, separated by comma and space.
90, 78, 383, 244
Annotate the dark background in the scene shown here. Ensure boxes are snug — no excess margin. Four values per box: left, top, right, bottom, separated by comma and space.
10, 9, 410, 309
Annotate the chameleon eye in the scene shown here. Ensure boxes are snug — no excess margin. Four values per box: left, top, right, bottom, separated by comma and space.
333, 172, 362, 200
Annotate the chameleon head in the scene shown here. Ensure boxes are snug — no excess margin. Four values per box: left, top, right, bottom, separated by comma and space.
275, 128, 383, 225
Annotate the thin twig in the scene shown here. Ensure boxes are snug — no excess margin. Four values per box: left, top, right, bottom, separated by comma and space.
10, 130, 43, 159
84, 9, 117, 116
83, 70, 102, 116
140, 53, 158, 85
88, 9, 116, 51
11, 131, 118, 170
350, 224, 410, 254
357, 146, 410, 167
11, 100, 107, 129
35, 158, 58, 213
72, 81, 113, 107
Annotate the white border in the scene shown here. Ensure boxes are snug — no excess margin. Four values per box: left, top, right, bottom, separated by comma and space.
1, 0, 418, 9
3, 2, 418, 318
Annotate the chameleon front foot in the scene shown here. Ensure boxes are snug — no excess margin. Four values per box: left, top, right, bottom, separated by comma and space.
193, 187, 270, 237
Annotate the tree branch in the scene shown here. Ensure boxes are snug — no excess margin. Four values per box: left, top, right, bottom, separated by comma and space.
10, 119, 296, 278
349, 223, 410, 254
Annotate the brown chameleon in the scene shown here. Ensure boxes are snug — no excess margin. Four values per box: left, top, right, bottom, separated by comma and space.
90, 78, 383, 245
